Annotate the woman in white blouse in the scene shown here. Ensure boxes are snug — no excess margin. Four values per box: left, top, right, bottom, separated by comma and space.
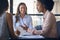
13, 3, 33, 36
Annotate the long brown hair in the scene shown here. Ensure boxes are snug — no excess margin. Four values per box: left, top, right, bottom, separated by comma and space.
15, 2, 27, 22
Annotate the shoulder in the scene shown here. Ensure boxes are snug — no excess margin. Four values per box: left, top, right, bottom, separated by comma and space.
6, 13, 12, 17
47, 12, 55, 18
25, 15, 32, 21
47, 12, 56, 21
6, 13, 13, 25
26, 15, 32, 19
6, 13, 12, 20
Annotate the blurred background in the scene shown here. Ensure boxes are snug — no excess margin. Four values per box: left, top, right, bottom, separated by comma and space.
7, 0, 60, 28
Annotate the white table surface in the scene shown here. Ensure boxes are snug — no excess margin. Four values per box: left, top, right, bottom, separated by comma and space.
19, 35, 44, 39
18, 32, 44, 39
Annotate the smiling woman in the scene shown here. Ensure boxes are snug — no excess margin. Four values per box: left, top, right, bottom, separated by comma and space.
13, 0, 38, 14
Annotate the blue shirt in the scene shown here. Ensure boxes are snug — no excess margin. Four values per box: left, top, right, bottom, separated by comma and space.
13, 15, 33, 31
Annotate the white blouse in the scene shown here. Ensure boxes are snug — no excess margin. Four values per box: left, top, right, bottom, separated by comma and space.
13, 15, 33, 31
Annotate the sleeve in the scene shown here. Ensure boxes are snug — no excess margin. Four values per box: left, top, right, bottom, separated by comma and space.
28, 16, 33, 29
40, 13, 53, 35
13, 16, 16, 31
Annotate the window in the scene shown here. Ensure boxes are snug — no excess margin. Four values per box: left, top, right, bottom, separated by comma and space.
52, 1, 60, 14
13, 0, 43, 27
9, 0, 60, 27
30, 16, 43, 27
6, 0, 10, 13
13, 0, 38, 14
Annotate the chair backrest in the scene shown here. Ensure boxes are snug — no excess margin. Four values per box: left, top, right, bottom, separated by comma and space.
56, 21, 60, 37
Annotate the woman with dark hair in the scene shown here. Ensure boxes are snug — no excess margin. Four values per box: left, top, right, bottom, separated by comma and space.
14, 3, 33, 36
0, 0, 17, 40
32, 0, 57, 38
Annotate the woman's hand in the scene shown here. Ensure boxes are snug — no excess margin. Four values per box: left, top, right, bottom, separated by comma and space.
32, 30, 42, 35
32, 30, 39, 35
21, 24, 28, 31
15, 30, 20, 36
12, 34, 18, 39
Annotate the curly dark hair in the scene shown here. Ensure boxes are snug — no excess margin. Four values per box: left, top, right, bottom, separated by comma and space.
37, 0, 54, 11
0, 0, 8, 14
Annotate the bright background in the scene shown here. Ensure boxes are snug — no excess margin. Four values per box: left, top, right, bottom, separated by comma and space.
8, 0, 60, 27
